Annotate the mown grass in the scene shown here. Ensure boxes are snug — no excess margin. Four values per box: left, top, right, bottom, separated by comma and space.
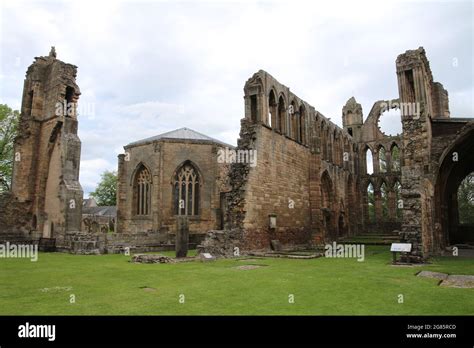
0, 246, 472, 315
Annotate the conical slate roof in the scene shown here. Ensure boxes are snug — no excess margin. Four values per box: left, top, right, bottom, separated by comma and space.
126, 127, 234, 148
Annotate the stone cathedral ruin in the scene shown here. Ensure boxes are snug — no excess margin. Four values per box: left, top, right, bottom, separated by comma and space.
0, 47, 473, 261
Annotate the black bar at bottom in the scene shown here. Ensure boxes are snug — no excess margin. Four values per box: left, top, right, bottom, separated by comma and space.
0, 316, 472, 346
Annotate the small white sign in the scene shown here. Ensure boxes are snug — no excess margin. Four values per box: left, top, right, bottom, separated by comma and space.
202, 253, 213, 259
390, 243, 412, 252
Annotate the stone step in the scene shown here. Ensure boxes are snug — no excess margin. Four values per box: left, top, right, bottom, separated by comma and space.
355, 234, 399, 237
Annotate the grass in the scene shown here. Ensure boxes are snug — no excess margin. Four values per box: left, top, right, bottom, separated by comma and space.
0, 246, 472, 315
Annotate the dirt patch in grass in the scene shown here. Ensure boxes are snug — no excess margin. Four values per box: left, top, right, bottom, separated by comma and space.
235, 265, 268, 270
40, 286, 73, 293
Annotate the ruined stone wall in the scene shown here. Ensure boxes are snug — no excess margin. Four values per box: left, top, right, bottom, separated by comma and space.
1, 49, 83, 248
0, 192, 33, 240
352, 99, 403, 233
396, 47, 446, 260
117, 138, 230, 241
432, 82, 450, 118
239, 121, 311, 249
222, 70, 360, 252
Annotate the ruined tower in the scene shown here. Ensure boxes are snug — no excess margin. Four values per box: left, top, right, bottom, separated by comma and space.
6, 47, 83, 247
396, 47, 450, 260
342, 97, 363, 142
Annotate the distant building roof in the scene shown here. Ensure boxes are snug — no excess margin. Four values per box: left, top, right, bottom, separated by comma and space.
83, 198, 98, 208
82, 206, 117, 217
126, 127, 234, 148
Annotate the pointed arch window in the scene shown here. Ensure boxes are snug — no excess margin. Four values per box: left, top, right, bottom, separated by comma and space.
290, 100, 297, 140
367, 182, 375, 223
174, 162, 200, 216
277, 96, 286, 134
134, 165, 151, 216
268, 90, 277, 128
299, 105, 306, 144
380, 182, 389, 218
391, 145, 400, 171
394, 181, 402, 220
379, 146, 387, 173
366, 147, 374, 174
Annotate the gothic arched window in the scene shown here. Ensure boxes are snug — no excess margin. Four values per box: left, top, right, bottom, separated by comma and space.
391, 144, 401, 172
134, 165, 151, 216
174, 162, 200, 216
366, 147, 374, 174
367, 182, 375, 223
379, 146, 387, 173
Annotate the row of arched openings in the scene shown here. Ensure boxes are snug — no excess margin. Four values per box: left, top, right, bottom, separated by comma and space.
367, 181, 402, 223
365, 144, 400, 174
319, 123, 352, 166
267, 89, 306, 143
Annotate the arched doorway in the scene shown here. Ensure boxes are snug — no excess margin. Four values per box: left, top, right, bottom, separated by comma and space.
321, 171, 334, 241
434, 125, 474, 248
338, 214, 346, 239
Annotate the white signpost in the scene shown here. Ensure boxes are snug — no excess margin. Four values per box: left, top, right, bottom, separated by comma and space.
390, 243, 412, 263
200, 252, 216, 262
390, 243, 412, 252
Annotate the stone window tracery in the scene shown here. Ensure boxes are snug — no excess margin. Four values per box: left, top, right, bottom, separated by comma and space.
174, 163, 200, 216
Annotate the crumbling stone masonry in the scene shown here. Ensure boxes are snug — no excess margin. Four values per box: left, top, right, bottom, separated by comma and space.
0, 48, 83, 250
2, 47, 471, 260
116, 128, 233, 244
202, 48, 473, 260
222, 70, 359, 251
396, 47, 473, 260
344, 97, 402, 234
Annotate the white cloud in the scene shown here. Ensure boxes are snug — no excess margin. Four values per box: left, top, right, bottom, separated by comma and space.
0, 0, 472, 195
80, 158, 115, 196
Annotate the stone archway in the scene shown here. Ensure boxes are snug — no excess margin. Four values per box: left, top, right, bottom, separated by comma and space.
338, 214, 346, 239
434, 126, 474, 249
321, 171, 335, 241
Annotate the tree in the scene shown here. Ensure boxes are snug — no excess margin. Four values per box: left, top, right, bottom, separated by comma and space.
90, 170, 117, 206
0, 104, 20, 193
458, 172, 474, 224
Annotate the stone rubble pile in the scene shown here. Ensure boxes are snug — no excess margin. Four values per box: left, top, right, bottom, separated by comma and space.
131, 254, 175, 264
197, 229, 243, 258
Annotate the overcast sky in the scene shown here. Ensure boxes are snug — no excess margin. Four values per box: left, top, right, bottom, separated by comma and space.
1, 0, 472, 196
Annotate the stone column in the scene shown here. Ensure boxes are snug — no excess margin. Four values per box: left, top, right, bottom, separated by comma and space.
176, 216, 189, 258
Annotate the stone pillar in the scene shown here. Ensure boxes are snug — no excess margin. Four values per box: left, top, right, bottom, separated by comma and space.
176, 216, 189, 258
8, 48, 83, 248
388, 190, 397, 221
396, 47, 435, 261
309, 133, 323, 244
374, 188, 382, 223
116, 154, 126, 233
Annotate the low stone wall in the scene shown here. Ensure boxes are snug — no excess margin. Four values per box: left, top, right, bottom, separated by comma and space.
56, 230, 201, 254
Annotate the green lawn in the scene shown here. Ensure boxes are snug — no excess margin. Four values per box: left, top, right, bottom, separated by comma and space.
0, 246, 472, 315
